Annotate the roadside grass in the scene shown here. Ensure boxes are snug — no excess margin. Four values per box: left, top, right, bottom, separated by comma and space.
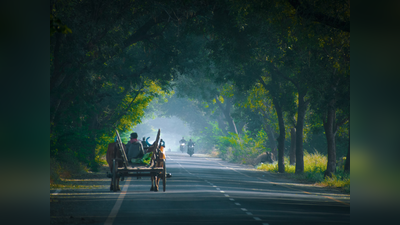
50, 183, 107, 190
257, 151, 350, 193
50, 165, 110, 190
51, 151, 109, 189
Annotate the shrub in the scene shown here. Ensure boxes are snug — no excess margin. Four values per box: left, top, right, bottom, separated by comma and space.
50, 157, 62, 184
257, 151, 350, 193
217, 130, 266, 164
51, 150, 87, 185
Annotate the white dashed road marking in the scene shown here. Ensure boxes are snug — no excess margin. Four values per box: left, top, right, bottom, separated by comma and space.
180, 156, 270, 225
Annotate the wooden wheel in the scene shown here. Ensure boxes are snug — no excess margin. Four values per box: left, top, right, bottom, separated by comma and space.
163, 160, 166, 192
112, 159, 118, 192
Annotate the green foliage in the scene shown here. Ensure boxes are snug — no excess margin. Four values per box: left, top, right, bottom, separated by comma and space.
49, 0, 349, 182
50, 14, 72, 36
50, 150, 88, 184
217, 130, 266, 163
257, 151, 350, 193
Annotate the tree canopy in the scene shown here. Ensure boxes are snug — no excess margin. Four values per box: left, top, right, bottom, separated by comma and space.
50, 0, 349, 175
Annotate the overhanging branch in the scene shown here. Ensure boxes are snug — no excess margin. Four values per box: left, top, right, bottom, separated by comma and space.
287, 0, 350, 32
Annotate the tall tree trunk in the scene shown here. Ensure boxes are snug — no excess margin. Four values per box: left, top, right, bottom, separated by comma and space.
215, 96, 238, 135
344, 123, 350, 173
323, 104, 336, 177
88, 113, 99, 163
265, 124, 277, 161
260, 110, 277, 160
290, 127, 296, 165
237, 120, 246, 134
274, 101, 285, 173
344, 138, 350, 173
295, 91, 308, 174
217, 114, 228, 135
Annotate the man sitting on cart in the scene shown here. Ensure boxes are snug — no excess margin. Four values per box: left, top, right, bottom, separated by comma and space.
125, 132, 145, 162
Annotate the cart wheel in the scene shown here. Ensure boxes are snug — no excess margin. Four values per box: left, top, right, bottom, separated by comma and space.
112, 159, 118, 192
163, 161, 166, 192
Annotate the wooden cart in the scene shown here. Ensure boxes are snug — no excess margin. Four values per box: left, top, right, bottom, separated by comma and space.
109, 130, 166, 192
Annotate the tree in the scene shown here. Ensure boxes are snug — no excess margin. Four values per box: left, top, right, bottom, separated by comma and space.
50, 0, 213, 166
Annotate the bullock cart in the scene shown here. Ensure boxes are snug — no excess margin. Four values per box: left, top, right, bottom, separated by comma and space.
108, 130, 167, 192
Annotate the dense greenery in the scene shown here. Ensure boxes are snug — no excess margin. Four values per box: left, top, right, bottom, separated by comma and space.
50, 0, 349, 179
258, 151, 350, 193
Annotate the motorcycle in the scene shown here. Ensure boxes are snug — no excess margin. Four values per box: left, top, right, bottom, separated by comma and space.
180, 143, 185, 153
187, 144, 194, 157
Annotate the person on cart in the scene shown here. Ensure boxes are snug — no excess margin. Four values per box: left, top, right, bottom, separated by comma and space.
125, 132, 145, 162
160, 139, 165, 148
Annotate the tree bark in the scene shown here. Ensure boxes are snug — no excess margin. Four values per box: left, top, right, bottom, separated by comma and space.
323, 103, 336, 177
344, 126, 350, 173
295, 91, 308, 174
265, 123, 277, 161
287, 0, 350, 32
88, 113, 100, 163
260, 109, 277, 160
215, 96, 238, 135
217, 113, 228, 135
237, 120, 246, 134
290, 127, 296, 165
274, 100, 285, 173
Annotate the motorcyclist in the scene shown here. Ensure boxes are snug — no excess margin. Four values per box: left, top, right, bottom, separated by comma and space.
179, 137, 186, 152
142, 137, 148, 149
179, 137, 186, 145
187, 139, 195, 152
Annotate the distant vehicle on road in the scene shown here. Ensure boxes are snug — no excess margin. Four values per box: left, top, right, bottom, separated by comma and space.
179, 137, 186, 153
187, 139, 195, 157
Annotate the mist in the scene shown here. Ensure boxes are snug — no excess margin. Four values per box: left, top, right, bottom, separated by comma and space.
129, 116, 192, 152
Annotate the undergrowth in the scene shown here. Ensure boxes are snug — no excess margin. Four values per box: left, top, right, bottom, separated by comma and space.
257, 151, 350, 193
217, 130, 266, 164
50, 150, 106, 185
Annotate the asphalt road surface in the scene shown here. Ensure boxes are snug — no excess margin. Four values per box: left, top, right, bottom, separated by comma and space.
50, 152, 350, 225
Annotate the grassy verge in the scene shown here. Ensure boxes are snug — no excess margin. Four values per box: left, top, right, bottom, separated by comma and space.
257, 151, 350, 193
50, 151, 108, 189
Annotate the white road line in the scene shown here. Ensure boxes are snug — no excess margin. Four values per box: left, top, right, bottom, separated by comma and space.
229, 198, 234, 201
246, 212, 253, 215
220, 191, 225, 193
253, 217, 261, 221
52, 189, 61, 195
241, 208, 247, 211
235, 202, 241, 206
224, 194, 230, 197
104, 178, 131, 225
216, 188, 220, 190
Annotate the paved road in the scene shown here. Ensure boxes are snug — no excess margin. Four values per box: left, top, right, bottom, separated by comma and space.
51, 152, 350, 225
